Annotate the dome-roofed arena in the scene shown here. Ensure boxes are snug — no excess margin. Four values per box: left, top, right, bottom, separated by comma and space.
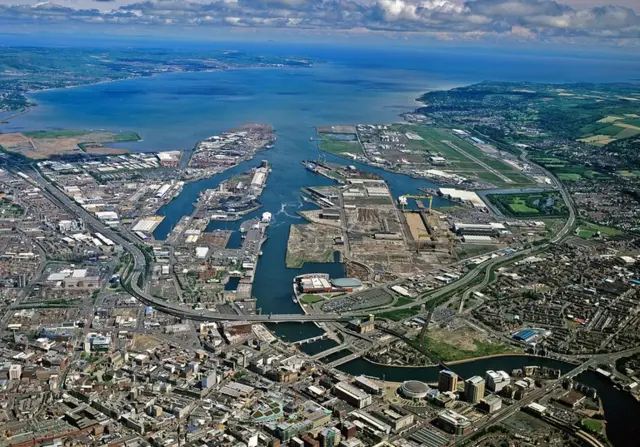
399, 380, 430, 399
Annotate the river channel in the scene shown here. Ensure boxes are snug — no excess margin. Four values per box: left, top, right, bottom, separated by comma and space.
7, 43, 640, 441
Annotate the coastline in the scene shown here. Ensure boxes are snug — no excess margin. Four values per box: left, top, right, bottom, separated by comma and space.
0, 107, 32, 124
8, 64, 310, 127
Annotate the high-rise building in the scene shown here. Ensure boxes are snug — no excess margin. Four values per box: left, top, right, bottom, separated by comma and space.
319, 428, 341, 447
8, 364, 21, 380
485, 370, 510, 392
438, 370, 458, 392
201, 371, 217, 389
464, 376, 486, 404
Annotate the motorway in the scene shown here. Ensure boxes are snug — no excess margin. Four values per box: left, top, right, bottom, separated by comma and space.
27, 168, 363, 323
25, 143, 576, 326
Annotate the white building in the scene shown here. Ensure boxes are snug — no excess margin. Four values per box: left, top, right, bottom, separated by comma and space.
195, 247, 209, 259
8, 364, 21, 380
485, 370, 510, 392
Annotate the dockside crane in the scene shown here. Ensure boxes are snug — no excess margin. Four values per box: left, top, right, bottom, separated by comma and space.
398, 194, 435, 228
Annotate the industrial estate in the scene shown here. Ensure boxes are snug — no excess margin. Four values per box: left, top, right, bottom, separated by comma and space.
1, 49, 640, 447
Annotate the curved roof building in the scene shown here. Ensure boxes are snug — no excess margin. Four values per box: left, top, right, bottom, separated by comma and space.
400, 380, 430, 399
331, 278, 363, 289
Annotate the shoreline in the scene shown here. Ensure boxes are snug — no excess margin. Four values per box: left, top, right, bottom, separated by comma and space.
0, 107, 33, 124
8, 64, 311, 128
359, 352, 579, 369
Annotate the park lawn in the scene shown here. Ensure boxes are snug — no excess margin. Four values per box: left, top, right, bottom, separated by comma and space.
299, 294, 325, 304
576, 229, 597, 239
582, 419, 604, 435
508, 198, 539, 214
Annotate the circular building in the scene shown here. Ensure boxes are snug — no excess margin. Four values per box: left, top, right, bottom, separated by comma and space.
331, 278, 363, 290
399, 380, 430, 399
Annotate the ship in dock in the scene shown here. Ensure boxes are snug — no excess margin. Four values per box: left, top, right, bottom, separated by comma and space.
303, 161, 319, 173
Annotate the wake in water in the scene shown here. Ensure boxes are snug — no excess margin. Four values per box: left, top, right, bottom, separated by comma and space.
275, 201, 304, 220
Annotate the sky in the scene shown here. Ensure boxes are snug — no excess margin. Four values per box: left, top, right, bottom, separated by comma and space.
0, 0, 639, 47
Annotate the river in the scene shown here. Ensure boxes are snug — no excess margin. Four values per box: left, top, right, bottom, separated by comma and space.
335, 354, 640, 446
5, 41, 640, 442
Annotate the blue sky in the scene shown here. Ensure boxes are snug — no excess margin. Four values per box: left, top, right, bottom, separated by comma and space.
0, 0, 638, 46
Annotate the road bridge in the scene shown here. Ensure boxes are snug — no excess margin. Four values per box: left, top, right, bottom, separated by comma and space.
292, 334, 328, 346
311, 344, 353, 360
327, 351, 365, 368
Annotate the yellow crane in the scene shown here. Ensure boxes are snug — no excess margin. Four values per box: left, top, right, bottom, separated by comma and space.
399, 194, 435, 228
399, 194, 433, 211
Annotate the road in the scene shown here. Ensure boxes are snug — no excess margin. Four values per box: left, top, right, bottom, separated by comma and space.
25, 142, 577, 326
456, 357, 596, 445
452, 150, 576, 314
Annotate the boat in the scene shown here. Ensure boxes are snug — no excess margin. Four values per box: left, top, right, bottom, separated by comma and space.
309, 137, 314, 141
259, 251, 263, 256
292, 297, 298, 304
303, 161, 318, 173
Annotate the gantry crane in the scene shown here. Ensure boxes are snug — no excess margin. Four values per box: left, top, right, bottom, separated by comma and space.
399, 194, 436, 229
398, 194, 433, 211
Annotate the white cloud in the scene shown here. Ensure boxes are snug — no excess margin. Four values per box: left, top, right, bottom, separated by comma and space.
0, 0, 638, 43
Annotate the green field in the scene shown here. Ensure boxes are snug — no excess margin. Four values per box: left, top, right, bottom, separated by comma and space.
617, 170, 640, 177
557, 173, 583, 181
578, 116, 640, 145
23, 130, 88, 139
299, 294, 325, 304
318, 133, 362, 155
0, 198, 24, 217
575, 221, 622, 239
507, 198, 539, 214
376, 306, 421, 321
488, 192, 568, 217
21, 129, 141, 143
423, 337, 519, 362
581, 418, 604, 435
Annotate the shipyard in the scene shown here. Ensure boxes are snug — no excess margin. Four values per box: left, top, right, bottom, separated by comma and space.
1, 37, 640, 447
